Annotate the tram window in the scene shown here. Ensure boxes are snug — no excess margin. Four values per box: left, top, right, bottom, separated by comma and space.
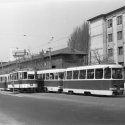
46, 73, 49, 80
87, 69, 94, 79
16, 73, 18, 80
19, 72, 23, 79
2, 77, 4, 82
40, 74, 43, 79
1, 77, 2, 82
11, 74, 13, 80
67, 71, 72, 79
104, 67, 111, 79
28, 74, 34, 79
43, 74, 45, 80
11, 74, 12, 81
112, 68, 122, 79
79, 70, 86, 79
10, 74, 12, 81
12, 74, 14, 80
73, 70, 79, 79
95, 68, 103, 79
14, 73, 17, 80
50, 73, 54, 80
37, 74, 40, 79
37, 74, 42, 79
23, 72, 27, 79
1, 77, 3, 82
59, 72, 64, 79
54, 73, 58, 80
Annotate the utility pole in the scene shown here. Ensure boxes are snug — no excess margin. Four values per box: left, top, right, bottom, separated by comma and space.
1, 61, 3, 74
48, 36, 54, 69
48, 47, 52, 68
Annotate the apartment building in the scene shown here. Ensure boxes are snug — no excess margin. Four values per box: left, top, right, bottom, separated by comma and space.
88, 6, 125, 65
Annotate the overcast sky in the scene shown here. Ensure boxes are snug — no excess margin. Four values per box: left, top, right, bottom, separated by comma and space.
0, 0, 125, 61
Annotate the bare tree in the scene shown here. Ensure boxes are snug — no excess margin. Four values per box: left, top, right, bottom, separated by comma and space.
68, 21, 89, 53
91, 48, 114, 64
92, 49, 102, 64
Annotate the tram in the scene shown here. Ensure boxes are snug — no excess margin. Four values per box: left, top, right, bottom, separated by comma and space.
63, 64, 124, 96
0, 74, 9, 91
8, 70, 38, 92
37, 69, 65, 93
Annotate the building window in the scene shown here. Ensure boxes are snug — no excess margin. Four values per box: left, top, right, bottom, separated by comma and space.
117, 31, 122, 40
118, 47, 123, 55
107, 19, 112, 28
108, 34, 112, 42
108, 48, 113, 57
117, 15, 122, 25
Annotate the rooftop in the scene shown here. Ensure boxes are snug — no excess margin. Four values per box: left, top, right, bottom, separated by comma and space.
88, 6, 125, 21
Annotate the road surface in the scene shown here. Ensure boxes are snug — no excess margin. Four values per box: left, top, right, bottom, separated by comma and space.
0, 92, 125, 125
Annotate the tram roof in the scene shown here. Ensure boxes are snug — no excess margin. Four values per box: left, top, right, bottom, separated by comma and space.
66, 64, 123, 71
37, 68, 65, 74
9, 70, 35, 74
0, 74, 9, 77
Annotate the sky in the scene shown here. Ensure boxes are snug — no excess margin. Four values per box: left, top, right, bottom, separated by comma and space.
0, 0, 125, 61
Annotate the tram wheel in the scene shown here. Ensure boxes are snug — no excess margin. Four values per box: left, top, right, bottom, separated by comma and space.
68, 91, 74, 95
84, 92, 91, 96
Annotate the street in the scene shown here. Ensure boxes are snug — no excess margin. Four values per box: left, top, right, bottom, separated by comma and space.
0, 92, 125, 125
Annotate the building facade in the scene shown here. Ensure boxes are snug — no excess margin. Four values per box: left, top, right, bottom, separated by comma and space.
0, 47, 88, 74
88, 6, 125, 65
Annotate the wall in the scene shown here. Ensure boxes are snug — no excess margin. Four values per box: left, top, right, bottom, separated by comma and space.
89, 17, 105, 64
0, 54, 86, 74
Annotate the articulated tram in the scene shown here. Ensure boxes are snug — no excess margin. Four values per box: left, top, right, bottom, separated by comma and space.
37, 64, 124, 96
7, 70, 38, 92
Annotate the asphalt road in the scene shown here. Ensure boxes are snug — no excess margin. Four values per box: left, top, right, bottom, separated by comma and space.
0, 92, 125, 125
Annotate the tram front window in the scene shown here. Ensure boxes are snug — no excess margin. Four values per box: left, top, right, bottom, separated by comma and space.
112, 68, 122, 79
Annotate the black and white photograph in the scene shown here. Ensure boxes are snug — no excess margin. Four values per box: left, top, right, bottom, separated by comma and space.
0, 0, 125, 125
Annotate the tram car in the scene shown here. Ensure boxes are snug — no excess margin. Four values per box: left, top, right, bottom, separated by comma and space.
8, 70, 38, 92
63, 64, 124, 96
0, 74, 9, 91
37, 68, 65, 93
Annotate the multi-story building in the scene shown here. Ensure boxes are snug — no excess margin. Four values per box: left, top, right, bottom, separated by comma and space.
88, 6, 125, 65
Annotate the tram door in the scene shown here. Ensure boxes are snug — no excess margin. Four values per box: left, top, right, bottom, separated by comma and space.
4, 77, 7, 90
58, 72, 64, 93
36, 74, 45, 92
